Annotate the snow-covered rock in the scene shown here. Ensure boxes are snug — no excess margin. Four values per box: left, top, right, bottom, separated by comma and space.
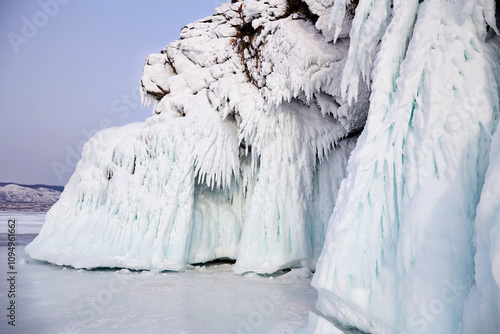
26, 0, 369, 274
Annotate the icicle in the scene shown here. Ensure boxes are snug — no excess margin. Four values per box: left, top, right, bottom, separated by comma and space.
328, 0, 350, 43
337, 0, 392, 104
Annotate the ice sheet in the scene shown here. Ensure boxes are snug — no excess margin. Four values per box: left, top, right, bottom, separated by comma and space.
2, 234, 317, 334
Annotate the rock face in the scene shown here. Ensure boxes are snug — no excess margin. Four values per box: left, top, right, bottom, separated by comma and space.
26, 0, 369, 274
0, 183, 63, 212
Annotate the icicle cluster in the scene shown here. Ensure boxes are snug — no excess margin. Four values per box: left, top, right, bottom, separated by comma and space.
27, 0, 369, 274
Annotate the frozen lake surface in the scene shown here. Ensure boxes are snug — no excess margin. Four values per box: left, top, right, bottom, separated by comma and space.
0, 212, 316, 334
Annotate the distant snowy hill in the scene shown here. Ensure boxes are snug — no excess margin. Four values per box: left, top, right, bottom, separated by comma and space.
0, 183, 63, 212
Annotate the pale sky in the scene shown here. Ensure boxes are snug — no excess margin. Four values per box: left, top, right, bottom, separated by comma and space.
0, 0, 224, 186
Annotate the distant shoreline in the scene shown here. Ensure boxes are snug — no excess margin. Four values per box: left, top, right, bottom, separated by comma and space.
0, 202, 54, 212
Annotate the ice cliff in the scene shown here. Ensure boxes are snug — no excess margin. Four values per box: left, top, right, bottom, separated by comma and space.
310, 0, 500, 333
26, 0, 500, 333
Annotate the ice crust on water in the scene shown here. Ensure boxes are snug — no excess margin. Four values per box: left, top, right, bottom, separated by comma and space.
2, 235, 318, 334
26, 0, 368, 275
312, 0, 500, 333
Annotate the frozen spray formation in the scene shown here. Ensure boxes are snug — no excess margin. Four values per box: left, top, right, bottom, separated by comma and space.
27, 0, 368, 275
26, 0, 500, 333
